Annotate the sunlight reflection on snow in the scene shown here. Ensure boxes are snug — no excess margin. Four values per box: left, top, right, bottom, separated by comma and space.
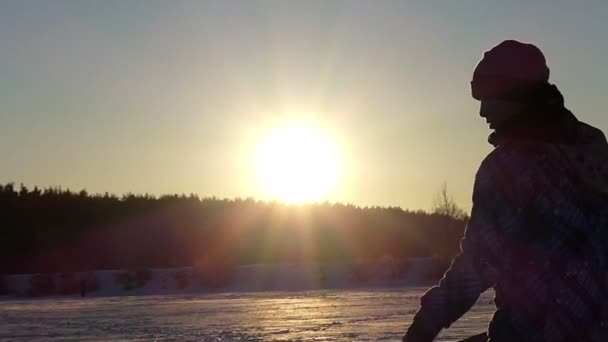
0, 287, 494, 341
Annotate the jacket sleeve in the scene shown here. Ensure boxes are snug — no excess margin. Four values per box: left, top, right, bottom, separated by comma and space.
404, 166, 498, 342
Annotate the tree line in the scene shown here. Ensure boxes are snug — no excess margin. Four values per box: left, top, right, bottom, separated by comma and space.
0, 183, 468, 274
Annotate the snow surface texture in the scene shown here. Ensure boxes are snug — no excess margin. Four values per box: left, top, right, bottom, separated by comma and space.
0, 288, 495, 341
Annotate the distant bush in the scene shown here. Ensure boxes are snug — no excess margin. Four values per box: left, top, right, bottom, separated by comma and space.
79, 272, 100, 293
317, 265, 327, 283
194, 257, 235, 289
350, 260, 372, 283
160, 275, 170, 290
57, 273, 79, 294
56, 272, 99, 295
395, 259, 412, 279
28, 274, 56, 297
0, 275, 9, 295
116, 269, 152, 290
115, 272, 131, 290
134, 269, 152, 287
174, 271, 189, 290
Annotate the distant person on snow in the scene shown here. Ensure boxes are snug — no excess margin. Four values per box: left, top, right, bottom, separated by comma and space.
403, 40, 608, 342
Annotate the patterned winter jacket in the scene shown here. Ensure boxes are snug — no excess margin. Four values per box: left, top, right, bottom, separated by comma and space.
404, 114, 608, 342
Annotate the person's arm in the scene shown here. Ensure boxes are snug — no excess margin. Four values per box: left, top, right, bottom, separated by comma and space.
404, 165, 498, 342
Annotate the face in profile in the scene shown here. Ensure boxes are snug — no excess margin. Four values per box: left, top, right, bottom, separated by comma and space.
479, 99, 524, 129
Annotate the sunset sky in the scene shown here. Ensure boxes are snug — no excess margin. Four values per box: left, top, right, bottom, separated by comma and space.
1, 0, 607, 211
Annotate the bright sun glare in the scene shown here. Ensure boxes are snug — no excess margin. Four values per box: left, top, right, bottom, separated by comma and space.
254, 123, 342, 203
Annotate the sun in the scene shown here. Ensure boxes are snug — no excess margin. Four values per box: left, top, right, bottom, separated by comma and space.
254, 122, 342, 203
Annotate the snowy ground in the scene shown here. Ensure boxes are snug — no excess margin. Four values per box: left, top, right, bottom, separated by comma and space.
0, 287, 494, 341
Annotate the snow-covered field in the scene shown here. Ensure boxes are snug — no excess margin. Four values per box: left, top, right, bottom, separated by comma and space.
0, 288, 494, 341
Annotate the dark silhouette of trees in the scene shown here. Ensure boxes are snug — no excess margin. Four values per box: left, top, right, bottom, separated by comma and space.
0, 183, 467, 274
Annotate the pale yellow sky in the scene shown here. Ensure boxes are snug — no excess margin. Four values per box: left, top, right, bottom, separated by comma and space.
1, 1, 607, 212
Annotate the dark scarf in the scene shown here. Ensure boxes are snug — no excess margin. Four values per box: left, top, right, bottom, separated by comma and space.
488, 84, 579, 147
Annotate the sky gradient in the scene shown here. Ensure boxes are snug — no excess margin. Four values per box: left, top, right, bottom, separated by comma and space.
2, 0, 607, 211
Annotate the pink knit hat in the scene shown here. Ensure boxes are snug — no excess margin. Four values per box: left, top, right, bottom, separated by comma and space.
471, 40, 550, 100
